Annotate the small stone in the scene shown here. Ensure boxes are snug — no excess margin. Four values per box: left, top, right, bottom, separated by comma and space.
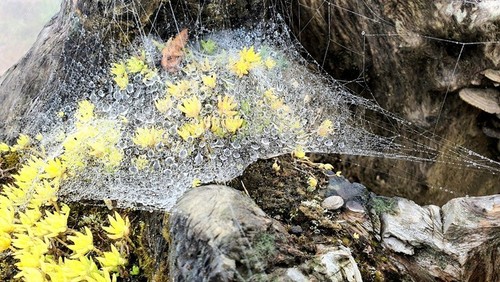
289, 225, 303, 235
322, 196, 344, 210
346, 200, 365, 213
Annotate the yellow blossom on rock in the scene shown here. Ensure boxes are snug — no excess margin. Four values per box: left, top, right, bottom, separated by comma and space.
230, 59, 250, 78
239, 46, 261, 64
308, 177, 318, 189
132, 127, 166, 149
76, 100, 95, 123
126, 55, 146, 74
192, 178, 202, 188
217, 95, 238, 117
12, 134, 30, 151
167, 80, 192, 98
178, 96, 202, 118
35, 204, 70, 238
223, 116, 244, 133
155, 96, 173, 114
102, 211, 130, 240
265, 57, 276, 69
17, 207, 42, 231
133, 155, 149, 170
0, 142, 10, 152
0, 232, 11, 252
33, 180, 59, 205
293, 146, 307, 160
177, 122, 205, 141
202, 74, 217, 89
62, 256, 100, 281
13, 267, 44, 281
111, 62, 128, 90
68, 227, 94, 258
0, 206, 15, 233
317, 119, 334, 137
42, 157, 66, 179
96, 244, 127, 272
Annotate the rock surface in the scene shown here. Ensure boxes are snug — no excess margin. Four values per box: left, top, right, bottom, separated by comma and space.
169, 183, 499, 281
378, 195, 500, 281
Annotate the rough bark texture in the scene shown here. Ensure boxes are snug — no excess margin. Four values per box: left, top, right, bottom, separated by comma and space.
286, 0, 500, 205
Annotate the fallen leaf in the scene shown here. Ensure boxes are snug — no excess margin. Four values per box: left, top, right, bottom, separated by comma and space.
161, 28, 189, 72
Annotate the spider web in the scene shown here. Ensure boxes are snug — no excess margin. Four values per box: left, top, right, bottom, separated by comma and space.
5, 0, 500, 209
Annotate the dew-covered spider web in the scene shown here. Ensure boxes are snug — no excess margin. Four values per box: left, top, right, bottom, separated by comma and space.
6, 0, 500, 210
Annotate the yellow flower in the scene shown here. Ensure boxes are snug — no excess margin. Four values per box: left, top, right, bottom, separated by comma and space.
202, 74, 217, 89
42, 158, 66, 179
132, 127, 166, 149
217, 95, 238, 117
91, 269, 118, 282
155, 96, 173, 113
178, 96, 202, 118
62, 256, 100, 280
308, 177, 318, 189
35, 204, 70, 238
33, 180, 59, 205
265, 57, 276, 69
239, 46, 261, 64
0, 206, 15, 233
126, 55, 146, 74
177, 122, 205, 141
68, 227, 94, 258
76, 100, 95, 123
96, 244, 127, 272
209, 116, 224, 137
230, 58, 250, 78
133, 155, 149, 170
14, 251, 44, 269
317, 119, 334, 137
12, 134, 30, 151
223, 116, 244, 133
272, 161, 280, 172
0, 232, 11, 252
111, 62, 128, 90
192, 179, 201, 188
167, 80, 192, 98
293, 146, 307, 160
35, 133, 43, 141
0, 142, 10, 152
102, 211, 130, 240
17, 207, 42, 230
13, 268, 44, 281
106, 148, 123, 168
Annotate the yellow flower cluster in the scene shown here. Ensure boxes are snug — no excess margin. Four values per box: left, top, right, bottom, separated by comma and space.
0, 136, 130, 281
62, 101, 123, 171
111, 51, 157, 90
132, 126, 166, 149
229, 46, 262, 77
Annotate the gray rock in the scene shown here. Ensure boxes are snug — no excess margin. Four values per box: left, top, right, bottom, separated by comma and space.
327, 177, 368, 203
319, 246, 363, 282
285, 268, 309, 282
345, 200, 365, 213
379, 195, 500, 281
322, 196, 344, 210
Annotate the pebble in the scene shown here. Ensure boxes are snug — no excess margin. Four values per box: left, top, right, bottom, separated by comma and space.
346, 200, 365, 213
322, 196, 344, 210
289, 225, 303, 235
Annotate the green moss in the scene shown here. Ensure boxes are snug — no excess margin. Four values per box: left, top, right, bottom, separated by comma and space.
371, 197, 396, 215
